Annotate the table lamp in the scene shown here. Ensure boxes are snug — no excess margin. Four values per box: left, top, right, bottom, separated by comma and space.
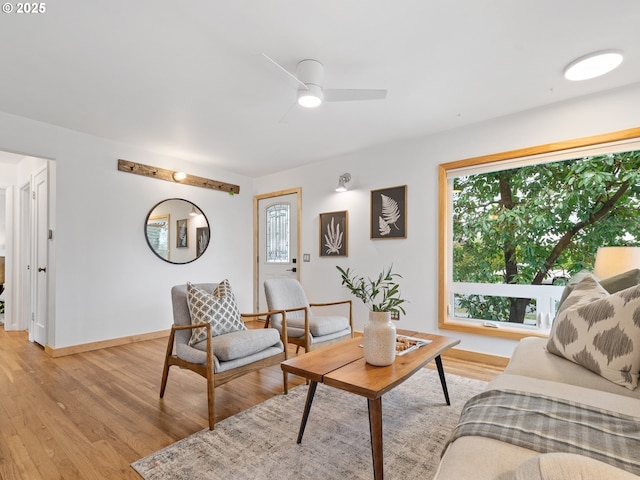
593, 246, 640, 279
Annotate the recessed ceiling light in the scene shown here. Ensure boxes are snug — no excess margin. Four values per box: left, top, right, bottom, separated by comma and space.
564, 50, 623, 81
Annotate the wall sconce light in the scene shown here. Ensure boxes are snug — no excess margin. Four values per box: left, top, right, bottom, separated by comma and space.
172, 171, 187, 182
189, 206, 199, 217
335, 173, 351, 192
593, 246, 640, 279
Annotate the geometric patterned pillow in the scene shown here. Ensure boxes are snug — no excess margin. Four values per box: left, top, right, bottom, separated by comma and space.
547, 274, 640, 390
187, 280, 246, 346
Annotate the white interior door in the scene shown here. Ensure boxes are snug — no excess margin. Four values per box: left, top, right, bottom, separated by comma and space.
32, 168, 48, 346
256, 191, 300, 312
19, 182, 32, 332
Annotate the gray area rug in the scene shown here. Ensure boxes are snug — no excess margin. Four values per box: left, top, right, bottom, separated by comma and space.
132, 368, 487, 480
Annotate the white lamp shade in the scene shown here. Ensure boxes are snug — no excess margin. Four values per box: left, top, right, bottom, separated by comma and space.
593, 246, 640, 279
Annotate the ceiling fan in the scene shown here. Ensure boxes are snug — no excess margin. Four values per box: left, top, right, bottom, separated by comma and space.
262, 54, 387, 109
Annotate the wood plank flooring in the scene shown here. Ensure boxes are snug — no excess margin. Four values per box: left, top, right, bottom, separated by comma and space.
0, 327, 503, 480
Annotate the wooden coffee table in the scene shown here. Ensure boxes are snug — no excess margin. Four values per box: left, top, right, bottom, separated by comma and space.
281, 330, 460, 480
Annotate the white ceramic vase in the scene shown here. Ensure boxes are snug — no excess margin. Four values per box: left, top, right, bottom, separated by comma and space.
363, 311, 397, 366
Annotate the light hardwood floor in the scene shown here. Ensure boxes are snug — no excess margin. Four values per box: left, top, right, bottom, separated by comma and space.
0, 327, 503, 480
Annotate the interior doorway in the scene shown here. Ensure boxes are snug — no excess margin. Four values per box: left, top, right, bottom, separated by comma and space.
254, 188, 301, 312
0, 152, 51, 347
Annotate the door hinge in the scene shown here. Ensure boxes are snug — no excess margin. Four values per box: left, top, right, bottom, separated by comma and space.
32, 191, 36, 200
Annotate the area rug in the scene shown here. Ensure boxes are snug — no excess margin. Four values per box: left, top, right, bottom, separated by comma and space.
132, 369, 487, 480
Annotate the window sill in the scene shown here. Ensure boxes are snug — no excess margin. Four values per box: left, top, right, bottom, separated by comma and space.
439, 318, 549, 341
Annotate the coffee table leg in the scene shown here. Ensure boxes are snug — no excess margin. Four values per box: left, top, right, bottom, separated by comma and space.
297, 380, 318, 444
368, 397, 384, 480
435, 355, 451, 405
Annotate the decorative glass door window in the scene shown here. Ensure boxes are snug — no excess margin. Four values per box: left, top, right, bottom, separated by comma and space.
265, 203, 290, 263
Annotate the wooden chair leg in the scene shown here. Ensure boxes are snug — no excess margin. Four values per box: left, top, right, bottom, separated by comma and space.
159, 363, 170, 398
206, 372, 215, 430
159, 331, 176, 398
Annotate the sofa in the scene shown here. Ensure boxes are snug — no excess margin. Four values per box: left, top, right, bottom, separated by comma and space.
435, 271, 640, 479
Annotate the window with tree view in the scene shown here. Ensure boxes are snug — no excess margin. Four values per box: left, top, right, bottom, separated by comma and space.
439, 130, 640, 336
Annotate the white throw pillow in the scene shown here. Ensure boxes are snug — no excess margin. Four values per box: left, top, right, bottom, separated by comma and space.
547, 274, 640, 389
187, 280, 246, 346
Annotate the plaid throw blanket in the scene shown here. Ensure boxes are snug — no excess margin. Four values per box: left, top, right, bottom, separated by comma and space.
447, 389, 640, 475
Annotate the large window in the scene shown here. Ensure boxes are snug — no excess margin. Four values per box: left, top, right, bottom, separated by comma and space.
438, 127, 640, 340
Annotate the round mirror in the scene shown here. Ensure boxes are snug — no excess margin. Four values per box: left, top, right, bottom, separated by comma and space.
145, 198, 210, 264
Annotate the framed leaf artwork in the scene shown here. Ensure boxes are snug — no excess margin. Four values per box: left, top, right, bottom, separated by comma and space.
319, 210, 348, 256
370, 185, 407, 239
196, 226, 210, 257
176, 218, 188, 248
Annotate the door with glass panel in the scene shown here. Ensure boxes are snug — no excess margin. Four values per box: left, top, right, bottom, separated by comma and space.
256, 190, 300, 312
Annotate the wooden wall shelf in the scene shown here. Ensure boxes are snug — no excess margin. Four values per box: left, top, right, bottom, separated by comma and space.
117, 159, 240, 194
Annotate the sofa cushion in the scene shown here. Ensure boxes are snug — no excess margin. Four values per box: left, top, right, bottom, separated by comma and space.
286, 314, 350, 337
514, 452, 639, 480
601, 268, 640, 294
547, 274, 640, 389
192, 328, 282, 362
504, 339, 640, 400
187, 280, 246, 345
558, 269, 640, 310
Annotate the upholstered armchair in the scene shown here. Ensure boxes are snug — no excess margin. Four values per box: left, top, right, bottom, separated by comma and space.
160, 282, 289, 430
264, 278, 352, 353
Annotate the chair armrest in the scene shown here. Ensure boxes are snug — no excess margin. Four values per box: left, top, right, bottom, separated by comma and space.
171, 323, 210, 331
309, 299, 353, 335
169, 322, 215, 361
309, 299, 352, 308
240, 310, 283, 322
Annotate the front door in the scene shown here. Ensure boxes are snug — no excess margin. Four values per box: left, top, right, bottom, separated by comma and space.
255, 189, 301, 312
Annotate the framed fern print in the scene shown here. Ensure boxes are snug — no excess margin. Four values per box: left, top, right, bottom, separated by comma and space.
370, 185, 407, 239
319, 210, 348, 256
176, 218, 188, 248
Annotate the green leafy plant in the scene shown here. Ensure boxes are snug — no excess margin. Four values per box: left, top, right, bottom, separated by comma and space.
337, 265, 407, 314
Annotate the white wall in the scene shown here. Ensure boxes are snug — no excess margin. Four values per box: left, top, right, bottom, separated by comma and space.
254, 82, 640, 358
0, 111, 254, 349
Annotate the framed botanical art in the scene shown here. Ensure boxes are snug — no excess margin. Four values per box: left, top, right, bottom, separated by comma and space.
370, 185, 407, 239
196, 226, 210, 257
319, 210, 348, 256
176, 218, 188, 248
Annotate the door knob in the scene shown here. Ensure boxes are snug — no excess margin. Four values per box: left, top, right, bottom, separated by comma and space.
286, 267, 297, 273
38, 267, 47, 273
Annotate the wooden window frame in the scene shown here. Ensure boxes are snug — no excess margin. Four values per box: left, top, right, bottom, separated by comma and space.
438, 127, 640, 341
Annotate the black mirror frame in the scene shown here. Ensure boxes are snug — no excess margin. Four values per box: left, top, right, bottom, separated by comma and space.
144, 198, 210, 265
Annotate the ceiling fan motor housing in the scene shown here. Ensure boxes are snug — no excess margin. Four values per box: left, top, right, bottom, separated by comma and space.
296, 59, 324, 88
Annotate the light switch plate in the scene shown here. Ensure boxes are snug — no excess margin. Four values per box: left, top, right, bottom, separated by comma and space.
303, 254, 310, 262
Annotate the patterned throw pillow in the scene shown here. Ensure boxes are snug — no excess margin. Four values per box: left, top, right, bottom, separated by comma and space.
547, 274, 640, 390
187, 280, 246, 346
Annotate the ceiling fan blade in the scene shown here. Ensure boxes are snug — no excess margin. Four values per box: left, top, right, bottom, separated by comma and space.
261, 53, 308, 90
324, 89, 387, 102
278, 100, 299, 124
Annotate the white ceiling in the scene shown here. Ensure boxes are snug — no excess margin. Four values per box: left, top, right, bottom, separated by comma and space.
1, 1, 639, 177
